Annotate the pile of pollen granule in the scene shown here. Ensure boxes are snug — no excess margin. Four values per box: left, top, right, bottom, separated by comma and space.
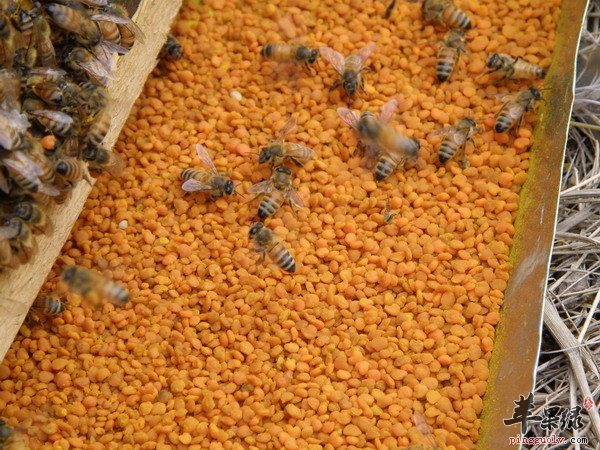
0, 0, 561, 448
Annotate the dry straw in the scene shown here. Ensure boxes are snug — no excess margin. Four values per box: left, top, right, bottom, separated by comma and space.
532, 1, 600, 446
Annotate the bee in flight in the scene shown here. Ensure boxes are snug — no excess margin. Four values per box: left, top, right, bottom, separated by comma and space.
261, 43, 318, 72
181, 143, 237, 200
432, 117, 478, 168
320, 42, 376, 98
61, 265, 130, 307
337, 98, 399, 168
389, 0, 472, 30
248, 166, 304, 219
161, 34, 183, 60
338, 99, 420, 180
495, 87, 543, 133
436, 30, 467, 82
484, 53, 546, 81
258, 116, 315, 168
248, 222, 296, 273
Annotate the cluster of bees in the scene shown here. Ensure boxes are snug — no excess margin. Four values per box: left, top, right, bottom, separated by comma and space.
0, 0, 145, 274
180, 120, 316, 273
179, 0, 546, 273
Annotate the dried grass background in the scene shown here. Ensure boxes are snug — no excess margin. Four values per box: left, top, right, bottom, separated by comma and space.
531, 1, 600, 447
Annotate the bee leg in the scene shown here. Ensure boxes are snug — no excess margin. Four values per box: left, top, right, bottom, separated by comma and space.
384, 0, 396, 19
458, 146, 470, 169
329, 80, 341, 92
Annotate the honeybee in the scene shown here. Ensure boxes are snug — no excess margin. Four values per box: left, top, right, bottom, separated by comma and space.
66, 46, 115, 85
61, 265, 130, 306
78, 81, 107, 114
436, 30, 466, 82
0, 69, 21, 109
433, 117, 477, 167
45, 2, 102, 47
411, 412, 442, 449
180, 144, 236, 200
338, 98, 398, 167
338, 99, 420, 180
248, 166, 304, 220
258, 117, 315, 168
84, 107, 110, 146
35, 296, 66, 316
90, 3, 146, 50
2, 150, 59, 196
29, 109, 74, 136
0, 108, 27, 150
82, 145, 125, 177
0, 227, 18, 269
495, 87, 543, 133
261, 43, 318, 71
248, 222, 296, 273
13, 200, 51, 234
161, 34, 183, 60
484, 53, 546, 81
1, 216, 35, 263
0, 418, 29, 450
29, 10, 57, 68
418, 0, 472, 30
0, 12, 17, 69
320, 42, 376, 97
55, 157, 92, 185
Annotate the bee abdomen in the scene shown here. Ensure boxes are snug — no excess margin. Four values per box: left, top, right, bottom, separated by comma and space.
258, 195, 280, 219
438, 141, 457, 163
374, 157, 395, 181
260, 44, 273, 58
181, 168, 198, 181
270, 243, 296, 273
443, 5, 471, 30
495, 114, 512, 133
106, 282, 130, 305
436, 48, 456, 82
40, 297, 65, 315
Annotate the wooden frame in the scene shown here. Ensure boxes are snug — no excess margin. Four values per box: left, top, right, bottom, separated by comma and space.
0, 0, 183, 362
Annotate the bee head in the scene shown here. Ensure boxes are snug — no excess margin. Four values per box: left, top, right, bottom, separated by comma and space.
275, 166, 291, 175
530, 87, 543, 100
308, 49, 318, 64
258, 147, 271, 164
82, 146, 97, 162
61, 266, 76, 283
224, 179, 235, 195
55, 160, 68, 176
343, 78, 359, 96
249, 223, 263, 237
486, 54, 500, 69
14, 202, 33, 220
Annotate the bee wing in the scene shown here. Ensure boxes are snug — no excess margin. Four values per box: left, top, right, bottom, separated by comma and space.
0, 170, 10, 193
31, 110, 74, 127
354, 42, 376, 71
379, 98, 398, 123
277, 15, 298, 41
286, 188, 304, 209
278, 116, 297, 140
28, 67, 66, 78
319, 46, 345, 75
413, 412, 438, 447
181, 179, 214, 193
504, 102, 527, 121
0, 109, 30, 133
0, 225, 19, 240
107, 152, 125, 178
8, 151, 44, 177
90, 13, 146, 44
194, 144, 218, 173
73, 0, 109, 5
337, 107, 360, 130
74, 53, 118, 82
287, 143, 315, 162
247, 180, 273, 195
97, 39, 130, 56
429, 126, 455, 138
39, 183, 60, 197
